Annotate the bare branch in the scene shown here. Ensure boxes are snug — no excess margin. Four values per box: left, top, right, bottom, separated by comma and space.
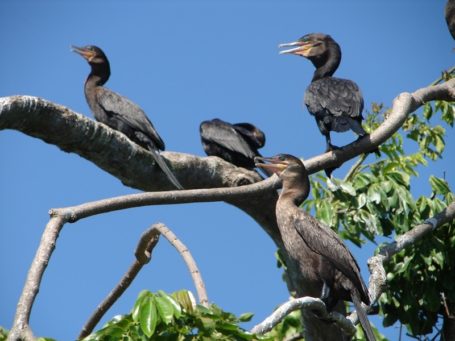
8, 176, 280, 341
7, 216, 65, 341
153, 223, 209, 307
78, 227, 161, 339
3, 79, 455, 340
250, 297, 355, 337
367, 201, 455, 304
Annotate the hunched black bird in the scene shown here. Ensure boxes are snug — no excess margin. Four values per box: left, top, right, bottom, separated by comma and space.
72, 45, 183, 190
279, 33, 368, 154
255, 154, 375, 341
200, 118, 265, 170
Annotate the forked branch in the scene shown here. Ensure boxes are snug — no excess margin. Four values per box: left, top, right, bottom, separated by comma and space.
3, 79, 455, 341
79, 227, 161, 339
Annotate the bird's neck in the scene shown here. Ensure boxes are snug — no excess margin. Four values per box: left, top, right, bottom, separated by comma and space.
85, 64, 110, 88
278, 174, 310, 208
311, 43, 341, 81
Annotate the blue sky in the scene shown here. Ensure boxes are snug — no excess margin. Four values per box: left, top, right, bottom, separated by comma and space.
0, 1, 453, 340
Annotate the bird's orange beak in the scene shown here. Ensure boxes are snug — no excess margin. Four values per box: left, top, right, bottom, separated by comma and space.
255, 156, 288, 174
278, 41, 312, 57
71, 45, 96, 61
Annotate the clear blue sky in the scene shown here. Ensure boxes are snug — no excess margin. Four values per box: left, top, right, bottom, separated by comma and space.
0, 1, 453, 340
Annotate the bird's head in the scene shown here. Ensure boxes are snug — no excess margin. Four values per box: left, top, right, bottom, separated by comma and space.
234, 123, 266, 148
255, 154, 306, 180
279, 33, 340, 62
72, 45, 109, 66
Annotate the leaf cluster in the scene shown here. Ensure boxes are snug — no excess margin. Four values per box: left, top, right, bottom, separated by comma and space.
82, 290, 259, 341
301, 80, 454, 338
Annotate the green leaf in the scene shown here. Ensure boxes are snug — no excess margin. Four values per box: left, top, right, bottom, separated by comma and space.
317, 200, 333, 226
429, 176, 450, 196
158, 290, 182, 318
340, 182, 356, 196
139, 295, 158, 337
155, 294, 175, 324
357, 193, 367, 208
172, 290, 195, 312
367, 186, 381, 204
132, 290, 151, 322
238, 312, 254, 322
423, 102, 433, 120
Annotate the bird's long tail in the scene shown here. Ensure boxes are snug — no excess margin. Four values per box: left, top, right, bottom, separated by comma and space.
148, 147, 184, 190
351, 289, 376, 341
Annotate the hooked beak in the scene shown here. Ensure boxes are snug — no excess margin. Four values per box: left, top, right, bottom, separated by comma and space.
278, 41, 311, 56
71, 45, 95, 61
255, 156, 288, 174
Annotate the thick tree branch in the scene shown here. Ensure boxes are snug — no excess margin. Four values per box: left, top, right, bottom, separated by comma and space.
2, 79, 454, 341
79, 227, 161, 339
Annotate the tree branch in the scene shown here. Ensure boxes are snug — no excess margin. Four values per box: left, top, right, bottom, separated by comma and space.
367, 201, 455, 304
250, 297, 355, 337
78, 227, 161, 339
152, 223, 209, 307
7, 177, 280, 341
2, 79, 454, 341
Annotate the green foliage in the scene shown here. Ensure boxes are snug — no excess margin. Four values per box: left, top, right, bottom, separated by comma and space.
301, 73, 454, 339
82, 290, 261, 341
0, 328, 7, 341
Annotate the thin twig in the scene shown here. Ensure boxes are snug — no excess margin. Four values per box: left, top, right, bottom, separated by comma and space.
431, 66, 455, 86
441, 292, 455, 319
153, 223, 209, 307
343, 153, 368, 182
78, 227, 161, 339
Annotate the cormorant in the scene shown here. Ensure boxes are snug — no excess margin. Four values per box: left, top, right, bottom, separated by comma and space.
200, 118, 265, 170
446, 0, 455, 40
279, 33, 368, 154
72, 45, 183, 190
255, 154, 375, 341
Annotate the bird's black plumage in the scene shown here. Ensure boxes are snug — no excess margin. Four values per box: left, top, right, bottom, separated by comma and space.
200, 118, 265, 169
446, 0, 455, 40
256, 154, 375, 341
280, 33, 368, 157
72, 45, 183, 189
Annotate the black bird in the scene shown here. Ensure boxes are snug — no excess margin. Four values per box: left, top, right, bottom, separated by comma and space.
72, 45, 183, 190
279, 33, 368, 154
200, 118, 265, 170
446, 0, 455, 40
256, 154, 375, 341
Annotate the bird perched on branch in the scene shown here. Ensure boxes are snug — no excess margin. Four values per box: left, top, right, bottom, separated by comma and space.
256, 154, 375, 341
200, 118, 265, 170
279, 33, 376, 176
72, 45, 183, 189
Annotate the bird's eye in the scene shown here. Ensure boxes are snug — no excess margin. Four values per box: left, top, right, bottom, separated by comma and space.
278, 155, 286, 161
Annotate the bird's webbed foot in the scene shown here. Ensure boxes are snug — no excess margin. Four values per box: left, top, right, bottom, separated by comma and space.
325, 143, 340, 153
